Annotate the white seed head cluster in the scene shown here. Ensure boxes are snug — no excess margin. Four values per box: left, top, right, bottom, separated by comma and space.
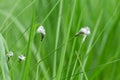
76, 26, 91, 36
18, 55, 26, 61
75, 26, 91, 43
79, 26, 91, 35
7, 51, 14, 57
37, 25, 46, 35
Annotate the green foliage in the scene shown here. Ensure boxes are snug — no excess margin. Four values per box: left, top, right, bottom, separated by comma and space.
0, 0, 120, 80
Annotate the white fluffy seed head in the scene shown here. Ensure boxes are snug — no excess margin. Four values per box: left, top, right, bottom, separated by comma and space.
79, 26, 91, 35
36, 25, 46, 35
18, 55, 26, 61
75, 26, 91, 43
75, 26, 91, 36
7, 51, 14, 57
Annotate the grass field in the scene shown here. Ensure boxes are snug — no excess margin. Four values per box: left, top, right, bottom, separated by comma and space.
0, 0, 120, 80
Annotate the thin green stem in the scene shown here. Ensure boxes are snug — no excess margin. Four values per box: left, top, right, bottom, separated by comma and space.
70, 57, 78, 80
53, 0, 63, 79
22, 0, 37, 79
65, 12, 83, 79
40, 0, 60, 25
75, 52, 88, 80
80, 11, 103, 80
56, 0, 76, 79
70, 39, 84, 80
35, 65, 39, 80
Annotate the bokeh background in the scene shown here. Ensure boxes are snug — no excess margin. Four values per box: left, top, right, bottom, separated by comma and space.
0, 0, 120, 80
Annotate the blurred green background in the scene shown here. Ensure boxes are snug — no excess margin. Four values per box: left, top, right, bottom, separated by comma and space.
0, 0, 120, 80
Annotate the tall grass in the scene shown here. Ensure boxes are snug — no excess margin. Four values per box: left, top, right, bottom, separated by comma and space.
0, 0, 120, 80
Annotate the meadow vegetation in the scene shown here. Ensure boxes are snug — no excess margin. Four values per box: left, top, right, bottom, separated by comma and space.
0, 0, 120, 80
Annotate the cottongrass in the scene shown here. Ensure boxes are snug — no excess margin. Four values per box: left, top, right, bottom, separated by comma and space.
36, 25, 46, 41
7, 51, 14, 62
75, 26, 91, 43
18, 54, 26, 61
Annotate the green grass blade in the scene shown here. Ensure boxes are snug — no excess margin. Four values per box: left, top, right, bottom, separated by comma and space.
0, 34, 11, 80
53, 0, 63, 79
35, 65, 39, 80
75, 51, 88, 80
80, 11, 103, 80
22, 1, 37, 79
56, 0, 76, 79
65, 12, 83, 79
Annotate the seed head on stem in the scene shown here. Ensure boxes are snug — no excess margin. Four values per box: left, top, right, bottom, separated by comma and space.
36, 25, 46, 41
75, 26, 91, 43
7, 51, 14, 62
18, 54, 26, 62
